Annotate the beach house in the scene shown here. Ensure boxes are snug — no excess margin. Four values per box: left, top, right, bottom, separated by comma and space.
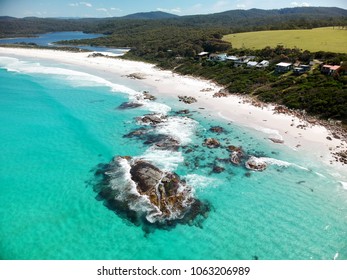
275, 62, 292, 73
321, 65, 341, 75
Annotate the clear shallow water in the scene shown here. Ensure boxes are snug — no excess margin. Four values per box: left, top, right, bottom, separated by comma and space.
0, 56, 346, 260
0, 32, 128, 55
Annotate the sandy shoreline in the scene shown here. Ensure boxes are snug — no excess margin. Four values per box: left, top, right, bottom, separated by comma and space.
0, 47, 346, 176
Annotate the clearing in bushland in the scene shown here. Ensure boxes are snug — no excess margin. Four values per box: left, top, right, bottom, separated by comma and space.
223, 27, 347, 53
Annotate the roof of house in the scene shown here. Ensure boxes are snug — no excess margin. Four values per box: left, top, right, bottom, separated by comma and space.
276, 62, 292, 67
322, 65, 341, 70
226, 55, 238, 60
247, 61, 258, 66
198, 51, 209, 56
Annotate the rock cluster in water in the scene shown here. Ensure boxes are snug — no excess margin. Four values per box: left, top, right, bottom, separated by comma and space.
94, 156, 209, 227
245, 156, 267, 171
178, 95, 197, 104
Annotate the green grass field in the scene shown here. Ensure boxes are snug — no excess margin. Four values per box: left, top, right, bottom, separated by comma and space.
223, 27, 347, 53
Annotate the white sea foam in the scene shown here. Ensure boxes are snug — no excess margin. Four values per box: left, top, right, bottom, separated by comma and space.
258, 157, 292, 167
184, 174, 219, 190
258, 157, 310, 171
155, 116, 198, 145
257, 127, 284, 141
339, 181, 347, 191
315, 172, 327, 178
136, 147, 184, 172
0, 56, 172, 114
334, 252, 339, 260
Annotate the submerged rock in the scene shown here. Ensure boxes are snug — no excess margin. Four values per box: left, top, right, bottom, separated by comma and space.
94, 156, 209, 227
209, 126, 225, 134
176, 109, 190, 115
123, 128, 149, 139
245, 156, 267, 171
212, 165, 225, 173
118, 102, 143, 109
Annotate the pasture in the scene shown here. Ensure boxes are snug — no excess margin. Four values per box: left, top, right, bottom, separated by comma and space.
223, 27, 347, 53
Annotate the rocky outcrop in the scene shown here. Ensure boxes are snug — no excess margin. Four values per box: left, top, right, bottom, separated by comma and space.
245, 156, 267, 171
268, 137, 284, 144
137, 113, 167, 126
332, 150, 347, 165
142, 91, 156, 101
126, 73, 146, 80
178, 95, 197, 104
203, 138, 220, 148
213, 89, 229, 98
94, 156, 209, 227
153, 136, 180, 151
228, 146, 245, 165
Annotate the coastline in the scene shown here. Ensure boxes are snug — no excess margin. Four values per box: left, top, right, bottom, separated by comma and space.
0, 47, 346, 177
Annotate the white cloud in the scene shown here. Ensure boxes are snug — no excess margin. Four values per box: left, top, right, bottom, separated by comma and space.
291, 2, 311, 7
156, 7, 182, 14
97, 8, 108, 12
236, 4, 246, 9
80, 2, 92, 8
110, 7, 122, 12
69, 2, 92, 8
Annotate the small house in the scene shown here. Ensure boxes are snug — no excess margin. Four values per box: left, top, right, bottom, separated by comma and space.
209, 53, 227, 62
321, 65, 341, 75
275, 62, 292, 73
293, 64, 311, 75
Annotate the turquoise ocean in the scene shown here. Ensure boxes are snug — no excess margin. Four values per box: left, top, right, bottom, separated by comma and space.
0, 55, 346, 260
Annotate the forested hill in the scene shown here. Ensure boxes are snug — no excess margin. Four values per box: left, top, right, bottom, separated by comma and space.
121, 11, 179, 20
1, 7, 346, 38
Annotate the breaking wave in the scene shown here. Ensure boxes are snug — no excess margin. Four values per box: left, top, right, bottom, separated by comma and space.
136, 147, 184, 172
0, 56, 170, 114
155, 116, 198, 145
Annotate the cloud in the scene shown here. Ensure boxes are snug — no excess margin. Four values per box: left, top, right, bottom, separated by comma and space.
96, 8, 108, 12
236, 4, 246, 9
69, 2, 92, 8
110, 7, 122, 12
291, 2, 311, 7
80, 2, 92, 8
156, 7, 182, 14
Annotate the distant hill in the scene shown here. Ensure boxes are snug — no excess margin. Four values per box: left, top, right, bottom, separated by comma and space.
122, 11, 180, 20
0, 7, 346, 38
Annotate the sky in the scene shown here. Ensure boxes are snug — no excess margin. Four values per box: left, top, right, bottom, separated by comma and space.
0, 0, 346, 18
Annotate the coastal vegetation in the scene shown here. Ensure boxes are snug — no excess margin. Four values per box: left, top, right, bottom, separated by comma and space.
1, 7, 346, 123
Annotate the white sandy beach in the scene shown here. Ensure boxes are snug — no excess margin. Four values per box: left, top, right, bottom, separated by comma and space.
0, 47, 346, 174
